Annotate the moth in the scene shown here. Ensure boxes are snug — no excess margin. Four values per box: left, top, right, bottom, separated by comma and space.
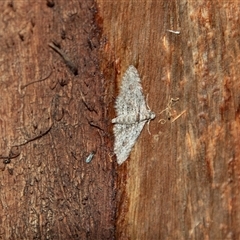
112, 65, 155, 164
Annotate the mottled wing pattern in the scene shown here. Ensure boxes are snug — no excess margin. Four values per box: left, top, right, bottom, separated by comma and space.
113, 121, 145, 165
115, 65, 147, 117
113, 65, 150, 164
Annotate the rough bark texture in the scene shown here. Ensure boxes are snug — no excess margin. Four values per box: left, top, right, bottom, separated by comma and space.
98, 0, 240, 239
1, 0, 240, 239
0, 1, 114, 239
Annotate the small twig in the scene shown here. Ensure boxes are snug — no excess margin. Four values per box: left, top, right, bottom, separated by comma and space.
48, 42, 78, 75
171, 110, 187, 123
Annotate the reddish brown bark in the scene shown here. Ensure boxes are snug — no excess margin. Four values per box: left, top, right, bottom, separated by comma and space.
98, 0, 240, 239
1, 0, 240, 239
0, 0, 114, 239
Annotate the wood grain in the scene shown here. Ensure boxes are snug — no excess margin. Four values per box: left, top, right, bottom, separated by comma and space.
1, 0, 240, 239
98, 0, 240, 239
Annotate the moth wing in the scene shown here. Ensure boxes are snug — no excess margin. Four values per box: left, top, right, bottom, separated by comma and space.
115, 65, 146, 116
113, 121, 146, 165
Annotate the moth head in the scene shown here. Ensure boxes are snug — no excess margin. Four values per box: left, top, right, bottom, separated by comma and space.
150, 111, 156, 120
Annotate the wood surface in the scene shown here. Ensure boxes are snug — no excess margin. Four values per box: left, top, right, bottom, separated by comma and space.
0, 1, 114, 239
98, 0, 240, 239
0, 0, 240, 239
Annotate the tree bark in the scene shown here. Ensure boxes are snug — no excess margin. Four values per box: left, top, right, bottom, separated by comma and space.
1, 0, 240, 239
0, 1, 114, 239
98, 0, 240, 239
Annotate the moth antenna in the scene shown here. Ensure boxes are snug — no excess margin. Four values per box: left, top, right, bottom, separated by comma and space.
146, 94, 151, 111
147, 120, 151, 135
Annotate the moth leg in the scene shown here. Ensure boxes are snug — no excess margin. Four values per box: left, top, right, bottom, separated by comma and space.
158, 108, 168, 123
170, 97, 179, 106
158, 97, 179, 123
